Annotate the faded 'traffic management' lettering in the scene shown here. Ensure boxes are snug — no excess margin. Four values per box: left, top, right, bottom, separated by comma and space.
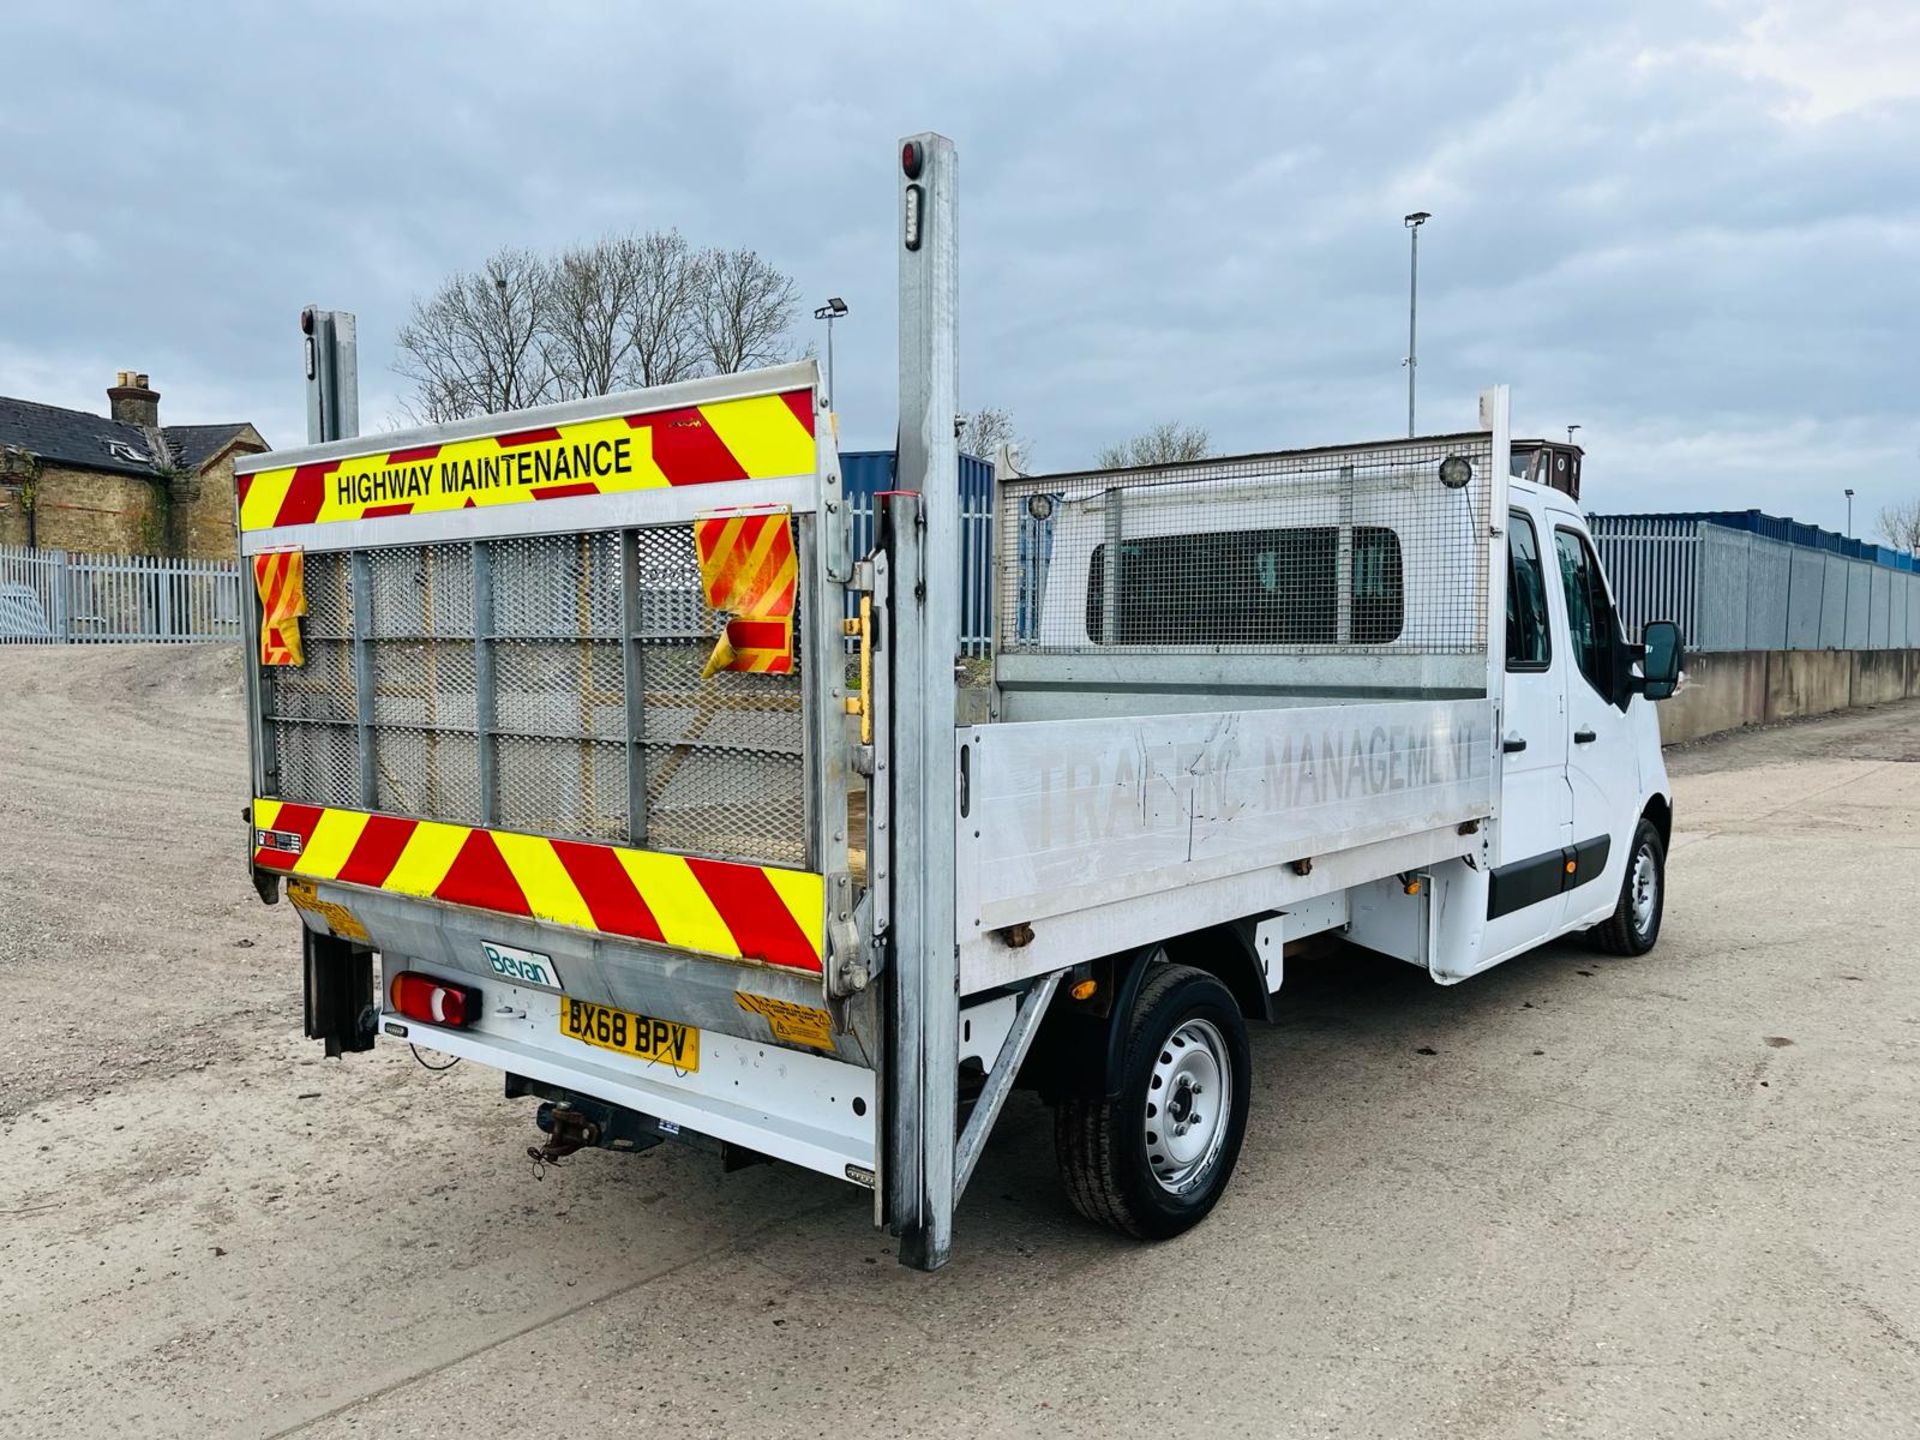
1022, 717, 1485, 850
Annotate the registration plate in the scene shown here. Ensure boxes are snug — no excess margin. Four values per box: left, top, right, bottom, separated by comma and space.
559, 998, 699, 1072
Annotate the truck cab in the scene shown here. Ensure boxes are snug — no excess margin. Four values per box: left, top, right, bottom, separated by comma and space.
1485, 468, 1677, 970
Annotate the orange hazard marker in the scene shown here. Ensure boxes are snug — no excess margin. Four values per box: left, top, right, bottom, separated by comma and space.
254, 549, 306, 666
694, 509, 797, 677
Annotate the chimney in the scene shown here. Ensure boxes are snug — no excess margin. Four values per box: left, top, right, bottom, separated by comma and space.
107, 370, 160, 428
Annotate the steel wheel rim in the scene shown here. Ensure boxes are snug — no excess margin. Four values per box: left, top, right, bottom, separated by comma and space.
1143, 1017, 1231, 1195
1630, 844, 1658, 935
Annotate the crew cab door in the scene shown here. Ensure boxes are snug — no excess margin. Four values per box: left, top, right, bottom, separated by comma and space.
1550, 514, 1639, 927
1485, 500, 1574, 960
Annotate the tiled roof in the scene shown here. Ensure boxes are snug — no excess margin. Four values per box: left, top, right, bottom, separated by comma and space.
161, 422, 255, 471
0, 396, 257, 478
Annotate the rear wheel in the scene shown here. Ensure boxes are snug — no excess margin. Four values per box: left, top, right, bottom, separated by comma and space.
1054, 963, 1251, 1240
1593, 817, 1665, 956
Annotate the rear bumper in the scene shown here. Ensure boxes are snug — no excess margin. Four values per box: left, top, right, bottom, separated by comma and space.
288, 877, 879, 1067
388, 977, 876, 1185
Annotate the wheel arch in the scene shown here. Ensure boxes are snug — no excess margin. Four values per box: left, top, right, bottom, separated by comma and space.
1023, 928, 1270, 1105
1641, 791, 1672, 850
1160, 924, 1274, 1026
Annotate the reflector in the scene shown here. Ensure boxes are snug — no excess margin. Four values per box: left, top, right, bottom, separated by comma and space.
904, 184, 924, 251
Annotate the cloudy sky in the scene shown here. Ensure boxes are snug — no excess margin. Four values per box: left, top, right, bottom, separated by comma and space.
2, 1, 1916, 536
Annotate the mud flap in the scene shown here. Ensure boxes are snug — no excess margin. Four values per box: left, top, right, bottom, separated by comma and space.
303, 928, 376, 1057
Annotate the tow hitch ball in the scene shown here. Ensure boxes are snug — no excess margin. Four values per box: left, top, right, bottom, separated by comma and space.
528, 1101, 599, 1171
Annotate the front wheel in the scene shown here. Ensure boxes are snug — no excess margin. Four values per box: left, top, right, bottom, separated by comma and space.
1053, 963, 1251, 1240
1593, 817, 1666, 956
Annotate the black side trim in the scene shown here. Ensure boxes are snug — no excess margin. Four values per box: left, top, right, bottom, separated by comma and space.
1487, 834, 1614, 919
1488, 850, 1565, 919
1567, 833, 1611, 891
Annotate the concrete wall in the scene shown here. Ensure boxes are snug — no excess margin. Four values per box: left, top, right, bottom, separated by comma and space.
1768, 649, 1854, 722
1657, 650, 1769, 743
1852, 649, 1913, 707
1658, 649, 1920, 744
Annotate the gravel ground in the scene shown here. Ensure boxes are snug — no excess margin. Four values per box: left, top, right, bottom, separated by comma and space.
0, 645, 282, 1121
1, 646, 1917, 1439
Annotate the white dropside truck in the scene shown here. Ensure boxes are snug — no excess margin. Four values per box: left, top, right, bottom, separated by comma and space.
241, 133, 1685, 1269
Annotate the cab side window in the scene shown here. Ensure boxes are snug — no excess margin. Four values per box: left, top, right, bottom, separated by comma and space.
1505, 512, 1551, 671
1554, 527, 1621, 700
1084, 524, 1406, 646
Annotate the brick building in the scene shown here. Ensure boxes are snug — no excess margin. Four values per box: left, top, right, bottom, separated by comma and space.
0, 372, 266, 560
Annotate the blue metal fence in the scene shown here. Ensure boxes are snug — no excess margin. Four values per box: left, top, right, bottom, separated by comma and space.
842, 450, 996, 655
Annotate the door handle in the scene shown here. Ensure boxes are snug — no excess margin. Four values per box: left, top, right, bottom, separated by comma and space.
1502, 735, 1527, 754
1573, 728, 1597, 744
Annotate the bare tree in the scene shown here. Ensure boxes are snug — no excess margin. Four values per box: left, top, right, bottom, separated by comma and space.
1096, 420, 1212, 469
698, 246, 800, 374
958, 407, 1030, 468
628, 230, 705, 388
395, 247, 555, 421
397, 234, 804, 421
543, 235, 643, 399
1877, 499, 1920, 553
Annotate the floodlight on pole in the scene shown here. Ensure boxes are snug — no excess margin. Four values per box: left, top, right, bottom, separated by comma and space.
1567, 424, 1581, 445
1403, 212, 1431, 437
813, 296, 849, 408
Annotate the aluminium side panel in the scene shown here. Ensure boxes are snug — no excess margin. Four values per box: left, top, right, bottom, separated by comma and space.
954, 696, 1495, 989
1845, 562, 1872, 650
1746, 537, 1792, 651
1695, 528, 1751, 652
1786, 547, 1826, 650
1869, 567, 1892, 649
1819, 555, 1850, 650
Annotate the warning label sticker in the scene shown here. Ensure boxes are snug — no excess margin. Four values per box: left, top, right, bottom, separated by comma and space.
287, 880, 371, 943
734, 992, 836, 1052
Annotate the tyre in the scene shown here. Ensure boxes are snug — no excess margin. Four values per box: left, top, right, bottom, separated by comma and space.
1053, 962, 1251, 1241
1592, 817, 1666, 956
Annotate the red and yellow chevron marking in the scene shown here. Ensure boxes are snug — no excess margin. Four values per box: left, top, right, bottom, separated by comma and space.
695, 509, 798, 615
237, 387, 816, 533
695, 509, 797, 676
251, 800, 824, 974
702, 617, 794, 677
253, 550, 305, 666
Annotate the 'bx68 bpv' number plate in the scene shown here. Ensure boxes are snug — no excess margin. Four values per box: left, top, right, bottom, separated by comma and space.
559, 998, 699, 1073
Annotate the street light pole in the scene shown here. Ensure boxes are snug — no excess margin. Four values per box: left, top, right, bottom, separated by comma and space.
1845, 487, 1855, 536
1403, 212, 1430, 437
813, 297, 848, 407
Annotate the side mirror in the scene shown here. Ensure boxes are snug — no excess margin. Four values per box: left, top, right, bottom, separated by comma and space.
1638, 620, 1684, 701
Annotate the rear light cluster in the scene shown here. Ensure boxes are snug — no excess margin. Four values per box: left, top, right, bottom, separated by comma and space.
388, 971, 479, 1028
